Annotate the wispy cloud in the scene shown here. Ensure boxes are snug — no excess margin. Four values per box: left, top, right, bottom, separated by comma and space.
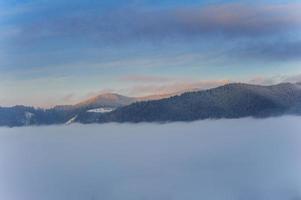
122, 79, 230, 96
244, 74, 301, 85
120, 73, 301, 97
120, 75, 172, 83
236, 41, 301, 61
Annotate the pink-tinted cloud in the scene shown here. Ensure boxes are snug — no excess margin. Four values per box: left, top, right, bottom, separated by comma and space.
175, 3, 301, 36
124, 79, 230, 96
119, 73, 301, 97
120, 75, 172, 83
16, 3, 301, 44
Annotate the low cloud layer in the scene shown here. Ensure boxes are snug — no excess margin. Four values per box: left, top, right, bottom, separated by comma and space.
0, 117, 301, 200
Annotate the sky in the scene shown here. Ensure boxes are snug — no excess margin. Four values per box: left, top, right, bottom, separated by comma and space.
1, 0, 301, 107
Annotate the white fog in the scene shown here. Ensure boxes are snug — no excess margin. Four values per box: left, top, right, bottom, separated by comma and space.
0, 117, 301, 200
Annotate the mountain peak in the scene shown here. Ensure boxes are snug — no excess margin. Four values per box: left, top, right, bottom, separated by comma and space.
75, 93, 136, 108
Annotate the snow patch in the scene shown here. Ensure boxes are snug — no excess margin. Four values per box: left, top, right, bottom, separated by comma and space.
65, 115, 78, 125
87, 107, 115, 113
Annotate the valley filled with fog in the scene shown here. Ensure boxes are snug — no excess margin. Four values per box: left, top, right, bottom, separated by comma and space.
0, 117, 301, 200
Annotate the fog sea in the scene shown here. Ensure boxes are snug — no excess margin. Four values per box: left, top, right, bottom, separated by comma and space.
0, 117, 301, 200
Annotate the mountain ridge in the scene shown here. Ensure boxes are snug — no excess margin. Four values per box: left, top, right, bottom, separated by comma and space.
78, 82, 301, 123
1, 82, 301, 127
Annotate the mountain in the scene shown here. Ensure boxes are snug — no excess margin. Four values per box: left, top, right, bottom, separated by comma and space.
0, 105, 78, 127
0, 93, 148, 127
77, 82, 301, 123
74, 93, 136, 109
1, 82, 301, 127
53, 93, 137, 112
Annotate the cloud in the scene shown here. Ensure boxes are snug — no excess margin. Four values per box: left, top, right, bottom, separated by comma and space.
247, 76, 283, 85
61, 93, 76, 103
121, 74, 301, 97
13, 3, 301, 44
1, 117, 301, 200
123, 79, 230, 96
283, 74, 301, 83
4, 2, 299, 67
171, 3, 301, 38
237, 41, 301, 61
120, 75, 172, 83
247, 74, 301, 85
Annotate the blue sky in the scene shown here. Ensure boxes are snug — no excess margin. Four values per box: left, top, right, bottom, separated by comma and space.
1, 0, 301, 107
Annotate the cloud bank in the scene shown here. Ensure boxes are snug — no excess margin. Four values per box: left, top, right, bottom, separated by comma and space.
0, 117, 301, 200
15, 3, 301, 42
5, 2, 301, 62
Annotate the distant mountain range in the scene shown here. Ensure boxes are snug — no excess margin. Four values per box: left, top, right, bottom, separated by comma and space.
1, 82, 301, 127
0, 92, 177, 127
